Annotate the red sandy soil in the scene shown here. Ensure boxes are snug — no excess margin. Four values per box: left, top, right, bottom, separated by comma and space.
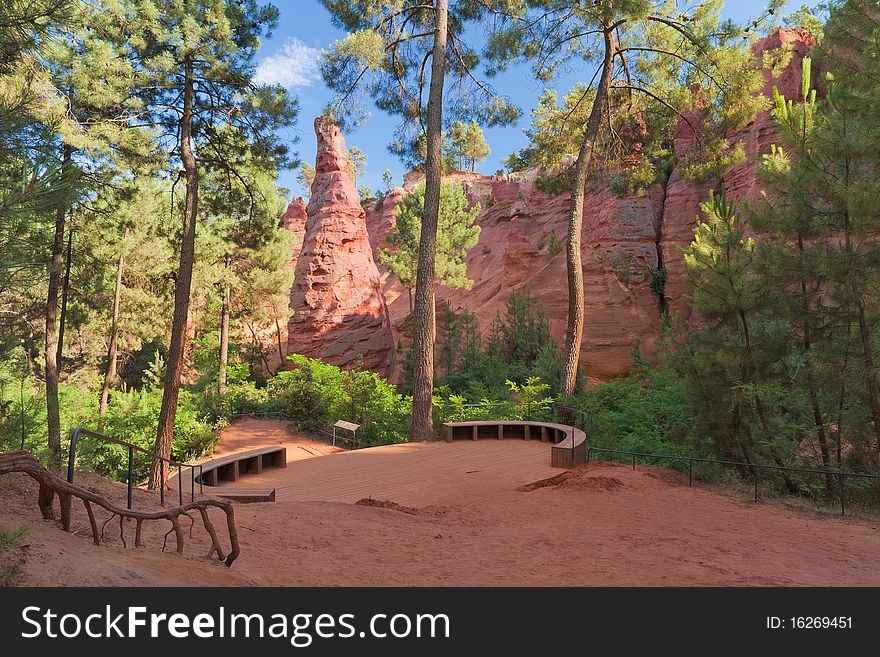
3, 419, 880, 586
210, 416, 343, 463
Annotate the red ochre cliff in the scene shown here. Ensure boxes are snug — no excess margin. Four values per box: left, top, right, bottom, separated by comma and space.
284, 29, 815, 384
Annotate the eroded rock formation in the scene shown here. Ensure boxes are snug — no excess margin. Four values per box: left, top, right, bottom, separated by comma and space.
281, 196, 308, 249
287, 117, 394, 374
301, 29, 813, 383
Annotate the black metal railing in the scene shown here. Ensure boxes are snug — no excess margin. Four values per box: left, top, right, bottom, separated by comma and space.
434, 400, 572, 423
67, 427, 203, 510
586, 446, 880, 516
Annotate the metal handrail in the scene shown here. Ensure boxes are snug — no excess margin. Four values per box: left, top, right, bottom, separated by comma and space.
67, 427, 203, 510
586, 446, 880, 516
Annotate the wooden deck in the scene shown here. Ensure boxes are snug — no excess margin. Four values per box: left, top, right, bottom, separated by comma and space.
204, 440, 559, 506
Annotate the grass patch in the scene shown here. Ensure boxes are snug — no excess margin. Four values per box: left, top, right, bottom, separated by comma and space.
0, 525, 30, 551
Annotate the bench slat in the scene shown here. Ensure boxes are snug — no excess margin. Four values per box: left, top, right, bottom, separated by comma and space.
215, 488, 275, 503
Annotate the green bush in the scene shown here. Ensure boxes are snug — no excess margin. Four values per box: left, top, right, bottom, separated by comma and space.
547, 232, 562, 258
84, 386, 219, 481
267, 354, 411, 446
432, 377, 554, 426
565, 367, 698, 464
0, 359, 221, 483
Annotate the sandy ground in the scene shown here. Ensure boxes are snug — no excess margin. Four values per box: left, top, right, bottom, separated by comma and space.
2, 418, 880, 586
209, 416, 343, 463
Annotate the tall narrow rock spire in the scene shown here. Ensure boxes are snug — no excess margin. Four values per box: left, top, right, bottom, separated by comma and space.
287, 117, 394, 374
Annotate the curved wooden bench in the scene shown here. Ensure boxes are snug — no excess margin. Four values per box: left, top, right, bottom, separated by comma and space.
441, 420, 586, 468
194, 446, 286, 486
170, 446, 286, 503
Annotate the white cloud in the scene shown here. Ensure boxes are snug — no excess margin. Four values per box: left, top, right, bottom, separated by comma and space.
254, 37, 321, 89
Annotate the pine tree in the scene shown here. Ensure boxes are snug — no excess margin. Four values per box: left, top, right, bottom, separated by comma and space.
748, 57, 837, 485
297, 163, 315, 197
482, 0, 779, 399
447, 120, 490, 171
463, 120, 490, 172
105, 0, 297, 488
683, 189, 798, 488
378, 181, 481, 313
22, 1, 153, 464
320, 0, 518, 441
345, 146, 368, 186
817, 0, 880, 453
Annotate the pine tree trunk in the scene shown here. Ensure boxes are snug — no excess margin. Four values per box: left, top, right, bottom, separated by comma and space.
271, 300, 285, 367
57, 226, 73, 367
410, 0, 448, 442
45, 143, 72, 467
856, 302, 880, 449
559, 26, 616, 400
796, 235, 832, 490
99, 229, 128, 421
218, 275, 231, 394
738, 308, 797, 493
150, 55, 199, 489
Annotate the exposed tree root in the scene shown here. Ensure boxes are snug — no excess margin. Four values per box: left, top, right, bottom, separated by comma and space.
0, 451, 240, 566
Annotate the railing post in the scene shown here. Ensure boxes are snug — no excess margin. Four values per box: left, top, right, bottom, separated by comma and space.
688, 459, 693, 487
178, 464, 183, 505
199, 464, 204, 494
586, 447, 591, 463
160, 459, 165, 506
67, 428, 81, 485
753, 467, 759, 503
127, 446, 133, 510
632, 454, 636, 471
839, 473, 845, 517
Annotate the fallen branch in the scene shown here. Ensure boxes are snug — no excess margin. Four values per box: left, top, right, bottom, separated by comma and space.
0, 451, 240, 566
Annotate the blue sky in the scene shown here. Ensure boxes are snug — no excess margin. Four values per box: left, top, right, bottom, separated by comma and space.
256, 1, 798, 199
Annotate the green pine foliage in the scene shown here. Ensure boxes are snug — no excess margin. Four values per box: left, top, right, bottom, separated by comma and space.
379, 182, 481, 295
446, 120, 491, 172
434, 287, 562, 400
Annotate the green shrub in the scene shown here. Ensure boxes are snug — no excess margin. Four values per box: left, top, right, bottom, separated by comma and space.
433, 377, 554, 426
505, 377, 554, 420
547, 232, 562, 258
433, 387, 497, 424
87, 386, 219, 481
565, 367, 698, 465
650, 267, 668, 298
610, 253, 632, 285
268, 354, 411, 446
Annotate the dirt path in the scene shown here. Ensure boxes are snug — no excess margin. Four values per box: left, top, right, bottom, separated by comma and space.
3, 419, 879, 586
213, 416, 342, 463
222, 462, 880, 586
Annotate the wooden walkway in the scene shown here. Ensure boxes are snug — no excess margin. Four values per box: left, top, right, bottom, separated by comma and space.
206, 439, 559, 506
